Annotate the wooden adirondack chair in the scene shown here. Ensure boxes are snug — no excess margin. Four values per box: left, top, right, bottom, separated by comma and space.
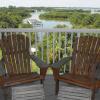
52, 36, 100, 100
0, 34, 48, 88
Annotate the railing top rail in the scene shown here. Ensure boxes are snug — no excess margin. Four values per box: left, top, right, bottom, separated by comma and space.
0, 28, 100, 33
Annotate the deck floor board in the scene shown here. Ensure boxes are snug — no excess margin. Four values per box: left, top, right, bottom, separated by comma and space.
0, 75, 100, 100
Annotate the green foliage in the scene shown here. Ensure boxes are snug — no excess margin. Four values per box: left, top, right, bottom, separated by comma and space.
70, 13, 85, 25
82, 14, 96, 26
0, 49, 2, 60
94, 20, 100, 28
0, 6, 31, 28
0, 14, 18, 28
31, 61, 40, 73
37, 25, 72, 64
55, 24, 67, 28
19, 23, 32, 28
39, 10, 100, 28
39, 11, 70, 21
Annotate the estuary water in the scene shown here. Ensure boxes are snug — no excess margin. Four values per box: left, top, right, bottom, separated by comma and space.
25, 11, 72, 28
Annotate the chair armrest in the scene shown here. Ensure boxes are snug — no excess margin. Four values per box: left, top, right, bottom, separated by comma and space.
52, 67, 60, 80
51, 56, 72, 68
51, 56, 72, 80
30, 54, 49, 68
30, 55, 48, 79
40, 67, 48, 79
0, 58, 6, 76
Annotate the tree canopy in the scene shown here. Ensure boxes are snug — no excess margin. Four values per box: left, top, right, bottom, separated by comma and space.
0, 6, 32, 28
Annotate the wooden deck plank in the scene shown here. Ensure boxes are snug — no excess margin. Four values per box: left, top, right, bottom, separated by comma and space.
0, 75, 100, 100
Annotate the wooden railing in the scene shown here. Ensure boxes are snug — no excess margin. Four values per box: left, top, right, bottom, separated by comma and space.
0, 28, 100, 72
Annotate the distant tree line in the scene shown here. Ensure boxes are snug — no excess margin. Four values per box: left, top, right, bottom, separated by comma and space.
39, 10, 100, 28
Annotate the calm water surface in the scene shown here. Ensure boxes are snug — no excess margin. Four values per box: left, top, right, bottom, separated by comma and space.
25, 11, 72, 28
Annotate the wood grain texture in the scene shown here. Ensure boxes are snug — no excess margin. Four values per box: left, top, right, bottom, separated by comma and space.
71, 36, 100, 78
0, 34, 48, 87
58, 85, 91, 100
1, 34, 30, 75
53, 36, 100, 99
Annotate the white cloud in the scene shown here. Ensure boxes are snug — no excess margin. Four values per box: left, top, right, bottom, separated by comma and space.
0, 0, 100, 8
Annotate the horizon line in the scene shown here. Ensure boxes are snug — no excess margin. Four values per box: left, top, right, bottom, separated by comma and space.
0, 6, 100, 9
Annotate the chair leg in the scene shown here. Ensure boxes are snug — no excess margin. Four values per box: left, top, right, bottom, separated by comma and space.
40, 79, 44, 84
91, 89, 95, 100
55, 80, 59, 95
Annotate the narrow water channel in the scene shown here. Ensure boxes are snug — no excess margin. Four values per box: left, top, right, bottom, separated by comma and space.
24, 11, 73, 28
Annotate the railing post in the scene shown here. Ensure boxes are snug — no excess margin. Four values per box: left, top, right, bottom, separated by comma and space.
28, 32, 32, 54
0, 32, 2, 39
63, 32, 68, 73
28, 32, 32, 68
53, 32, 55, 63
35, 32, 37, 56
46, 32, 49, 64
69, 32, 74, 73
58, 32, 61, 60
64, 32, 67, 57
41, 32, 44, 61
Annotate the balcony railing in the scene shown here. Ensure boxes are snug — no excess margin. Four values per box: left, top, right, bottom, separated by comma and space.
0, 28, 100, 72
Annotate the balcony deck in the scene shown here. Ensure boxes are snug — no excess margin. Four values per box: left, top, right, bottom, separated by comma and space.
0, 75, 100, 100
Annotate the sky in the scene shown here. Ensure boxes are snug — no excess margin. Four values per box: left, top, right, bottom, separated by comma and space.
0, 0, 100, 8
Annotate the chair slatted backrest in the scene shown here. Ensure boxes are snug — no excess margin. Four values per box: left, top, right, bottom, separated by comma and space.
1, 34, 31, 75
71, 36, 100, 78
